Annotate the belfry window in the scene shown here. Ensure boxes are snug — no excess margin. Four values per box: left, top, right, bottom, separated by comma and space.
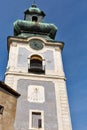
32, 16, 38, 22
28, 55, 45, 74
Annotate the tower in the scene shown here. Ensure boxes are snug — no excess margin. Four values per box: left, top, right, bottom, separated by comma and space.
5, 4, 72, 130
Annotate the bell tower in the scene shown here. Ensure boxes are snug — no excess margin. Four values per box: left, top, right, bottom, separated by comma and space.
5, 4, 72, 130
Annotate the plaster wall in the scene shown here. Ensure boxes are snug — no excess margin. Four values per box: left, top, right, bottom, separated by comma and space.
6, 37, 64, 76
5, 37, 72, 130
5, 74, 72, 130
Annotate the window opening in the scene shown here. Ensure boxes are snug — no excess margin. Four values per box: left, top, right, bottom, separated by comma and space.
32, 16, 38, 22
28, 55, 45, 74
38, 119, 42, 128
32, 112, 42, 128
0, 105, 4, 115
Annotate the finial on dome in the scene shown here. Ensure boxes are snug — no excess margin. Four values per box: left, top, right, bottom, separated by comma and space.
32, 0, 37, 7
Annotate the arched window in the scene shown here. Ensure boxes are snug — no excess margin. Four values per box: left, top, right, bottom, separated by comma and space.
28, 55, 45, 74
32, 16, 38, 22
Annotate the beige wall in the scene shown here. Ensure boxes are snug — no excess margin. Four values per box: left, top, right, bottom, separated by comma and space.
0, 90, 17, 130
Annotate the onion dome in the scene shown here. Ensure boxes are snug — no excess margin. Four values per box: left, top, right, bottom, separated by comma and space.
13, 4, 57, 40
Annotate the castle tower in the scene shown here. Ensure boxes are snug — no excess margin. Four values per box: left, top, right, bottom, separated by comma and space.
5, 4, 72, 130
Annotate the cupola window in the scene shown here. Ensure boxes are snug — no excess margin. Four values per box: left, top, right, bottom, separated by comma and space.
32, 16, 38, 22
28, 55, 45, 74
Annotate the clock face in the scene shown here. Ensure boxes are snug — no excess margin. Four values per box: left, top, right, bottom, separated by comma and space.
29, 39, 44, 50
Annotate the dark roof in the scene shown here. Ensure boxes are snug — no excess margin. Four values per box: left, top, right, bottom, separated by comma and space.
14, 20, 57, 39
0, 81, 20, 98
24, 4, 45, 17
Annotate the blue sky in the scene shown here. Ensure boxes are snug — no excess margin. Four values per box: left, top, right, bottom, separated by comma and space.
0, 0, 87, 130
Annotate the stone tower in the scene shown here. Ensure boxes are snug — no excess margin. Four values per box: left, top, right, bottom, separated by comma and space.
5, 4, 72, 130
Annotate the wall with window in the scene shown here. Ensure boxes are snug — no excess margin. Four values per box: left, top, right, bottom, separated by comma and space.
17, 47, 54, 74
0, 86, 18, 130
14, 79, 58, 130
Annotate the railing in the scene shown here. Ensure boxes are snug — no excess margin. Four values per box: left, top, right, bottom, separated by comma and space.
28, 63, 45, 74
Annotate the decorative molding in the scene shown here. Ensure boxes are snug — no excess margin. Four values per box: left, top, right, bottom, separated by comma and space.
28, 85, 45, 103
5, 71, 66, 80
11, 42, 17, 47
8, 36, 64, 50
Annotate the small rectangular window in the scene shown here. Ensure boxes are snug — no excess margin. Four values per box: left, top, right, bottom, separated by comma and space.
0, 105, 4, 115
32, 112, 42, 129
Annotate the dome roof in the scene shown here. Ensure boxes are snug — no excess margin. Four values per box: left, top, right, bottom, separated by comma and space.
14, 20, 57, 39
13, 4, 58, 40
24, 4, 45, 17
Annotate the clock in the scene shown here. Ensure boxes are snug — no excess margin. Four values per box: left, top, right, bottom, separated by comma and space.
29, 39, 44, 50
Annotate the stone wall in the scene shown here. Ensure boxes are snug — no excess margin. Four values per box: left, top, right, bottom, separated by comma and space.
0, 87, 18, 130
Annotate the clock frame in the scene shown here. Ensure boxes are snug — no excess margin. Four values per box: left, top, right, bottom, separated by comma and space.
29, 39, 44, 50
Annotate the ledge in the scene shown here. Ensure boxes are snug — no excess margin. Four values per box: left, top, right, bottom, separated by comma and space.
5, 71, 66, 80
7, 36, 64, 51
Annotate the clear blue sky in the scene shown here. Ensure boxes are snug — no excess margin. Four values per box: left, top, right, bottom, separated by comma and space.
0, 0, 87, 130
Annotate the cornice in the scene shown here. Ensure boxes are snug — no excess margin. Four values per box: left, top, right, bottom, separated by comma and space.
7, 36, 64, 51
5, 71, 66, 81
